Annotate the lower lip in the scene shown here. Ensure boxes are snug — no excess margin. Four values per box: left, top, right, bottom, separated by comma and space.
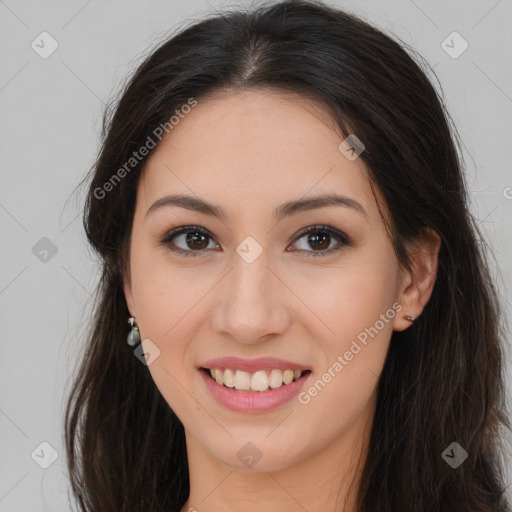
200, 369, 311, 413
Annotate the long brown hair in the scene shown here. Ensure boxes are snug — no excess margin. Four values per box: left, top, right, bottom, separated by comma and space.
64, 1, 511, 510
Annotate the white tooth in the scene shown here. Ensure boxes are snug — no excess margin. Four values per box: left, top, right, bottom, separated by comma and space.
294, 370, 302, 380
251, 370, 269, 392
234, 370, 251, 390
223, 368, 235, 388
214, 368, 224, 385
282, 369, 294, 385
269, 369, 283, 388
210, 369, 215, 379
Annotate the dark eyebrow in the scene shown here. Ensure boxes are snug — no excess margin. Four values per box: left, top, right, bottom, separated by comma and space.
145, 193, 368, 221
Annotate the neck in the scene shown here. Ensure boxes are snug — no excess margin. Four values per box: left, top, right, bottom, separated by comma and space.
180, 394, 376, 512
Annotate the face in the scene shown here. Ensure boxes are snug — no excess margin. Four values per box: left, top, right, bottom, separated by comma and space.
124, 88, 413, 473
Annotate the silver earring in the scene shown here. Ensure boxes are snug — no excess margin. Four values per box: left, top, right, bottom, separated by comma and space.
403, 314, 417, 322
127, 316, 141, 346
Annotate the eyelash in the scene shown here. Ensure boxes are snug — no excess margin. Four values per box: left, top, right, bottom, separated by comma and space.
160, 224, 352, 259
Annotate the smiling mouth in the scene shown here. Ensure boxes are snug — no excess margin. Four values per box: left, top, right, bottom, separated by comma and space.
200, 367, 312, 392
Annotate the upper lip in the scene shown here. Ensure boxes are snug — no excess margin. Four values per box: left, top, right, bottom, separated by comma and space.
199, 356, 312, 373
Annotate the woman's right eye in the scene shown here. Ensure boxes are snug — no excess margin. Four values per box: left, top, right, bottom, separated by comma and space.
160, 225, 219, 258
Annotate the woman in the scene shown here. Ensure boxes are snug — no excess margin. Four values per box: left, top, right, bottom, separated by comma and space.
64, 1, 511, 510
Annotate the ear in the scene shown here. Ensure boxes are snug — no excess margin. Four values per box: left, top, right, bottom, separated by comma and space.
393, 227, 441, 332
123, 276, 137, 318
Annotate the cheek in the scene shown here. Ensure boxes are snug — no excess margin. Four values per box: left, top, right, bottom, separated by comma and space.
130, 240, 196, 331
295, 255, 397, 424
294, 248, 399, 344
130, 257, 200, 415
127, 248, 196, 386
298, 325, 391, 443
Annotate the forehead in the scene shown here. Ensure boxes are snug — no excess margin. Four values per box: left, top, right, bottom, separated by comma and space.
138, 88, 379, 223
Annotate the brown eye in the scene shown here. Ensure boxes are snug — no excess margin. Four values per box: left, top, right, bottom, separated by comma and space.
161, 226, 218, 257
289, 225, 351, 258
183, 231, 209, 250
306, 232, 331, 250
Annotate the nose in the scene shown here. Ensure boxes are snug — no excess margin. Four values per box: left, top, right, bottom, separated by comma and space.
210, 251, 291, 344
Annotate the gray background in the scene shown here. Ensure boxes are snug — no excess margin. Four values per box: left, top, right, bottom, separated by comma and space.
1, 0, 511, 510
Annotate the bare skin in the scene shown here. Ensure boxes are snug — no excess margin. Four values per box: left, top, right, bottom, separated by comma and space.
123, 88, 440, 512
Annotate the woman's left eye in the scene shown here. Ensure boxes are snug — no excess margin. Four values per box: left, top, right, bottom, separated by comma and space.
290, 225, 351, 257
160, 224, 351, 258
